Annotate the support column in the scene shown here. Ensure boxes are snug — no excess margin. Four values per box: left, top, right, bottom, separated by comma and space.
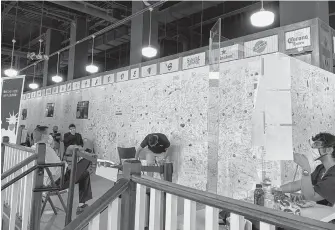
279, 1, 329, 26
130, 2, 159, 65
67, 17, 89, 80
43, 29, 62, 87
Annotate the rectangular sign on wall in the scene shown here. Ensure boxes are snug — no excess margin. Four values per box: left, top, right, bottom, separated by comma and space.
37, 90, 42, 97
81, 79, 91, 89
72, 81, 81, 90
130, 68, 139, 80
67, 83, 72, 91
52, 86, 59, 94
244, 35, 278, 58
1, 76, 25, 143
22, 94, 26, 100
182, 52, 206, 70
31, 91, 36, 98
117, 70, 129, 82
46, 88, 52, 96
59, 85, 67, 93
141, 64, 157, 78
91, 76, 102, 87
26, 93, 31, 99
160, 58, 179, 74
41, 89, 45, 96
285, 27, 311, 50
103, 74, 114, 84
220, 44, 240, 62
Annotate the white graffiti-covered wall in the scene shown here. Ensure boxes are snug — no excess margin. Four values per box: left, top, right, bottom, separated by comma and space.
20, 54, 335, 198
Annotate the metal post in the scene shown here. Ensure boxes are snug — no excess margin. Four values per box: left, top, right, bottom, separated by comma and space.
120, 160, 141, 230
30, 143, 46, 230
65, 148, 78, 225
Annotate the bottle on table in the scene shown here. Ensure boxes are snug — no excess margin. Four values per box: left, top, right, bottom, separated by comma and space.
263, 178, 274, 208
254, 184, 265, 206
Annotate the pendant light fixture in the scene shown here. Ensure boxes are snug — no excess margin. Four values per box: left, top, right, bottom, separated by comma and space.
52, 52, 63, 83
29, 64, 39, 89
86, 35, 98, 74
142, 7, 157, 58
250, 0, 275, 27
4, 3, 19, 77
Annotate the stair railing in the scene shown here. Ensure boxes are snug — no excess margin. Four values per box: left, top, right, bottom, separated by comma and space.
62, 159, 334, 230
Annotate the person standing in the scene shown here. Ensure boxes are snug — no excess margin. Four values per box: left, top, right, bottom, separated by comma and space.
135, 133, 170, 176
50, 126, 62, 156
63, 124, 83, 152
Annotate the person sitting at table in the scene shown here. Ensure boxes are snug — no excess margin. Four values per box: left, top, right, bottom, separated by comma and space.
135, 133, 170, 176
280, 132, 335, 207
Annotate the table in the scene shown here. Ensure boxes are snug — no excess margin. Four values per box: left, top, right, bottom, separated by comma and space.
300, 204, 335, 222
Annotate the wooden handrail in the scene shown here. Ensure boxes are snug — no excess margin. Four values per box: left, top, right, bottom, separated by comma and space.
1, 165, 37, 191
63, 178, 130, 230
2, 142, 36, 153
131, 175, 335, 230
1, 154, 38, 180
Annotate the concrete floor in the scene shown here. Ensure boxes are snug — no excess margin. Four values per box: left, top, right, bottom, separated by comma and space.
39, 174, 227, 230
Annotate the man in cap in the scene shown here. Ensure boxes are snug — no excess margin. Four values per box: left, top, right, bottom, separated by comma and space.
281, 132, 335, 206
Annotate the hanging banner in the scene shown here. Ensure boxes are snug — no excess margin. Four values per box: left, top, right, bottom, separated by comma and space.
160, 58, 179, 74
182, 52, 206, 70
1, 76, 25, 143
244, 35, 278, 58
130, 68, 139, 79
220, 44, 240, 62
117, 70, 129, 82
141, 64, 157, 78
285, 27, 311, 50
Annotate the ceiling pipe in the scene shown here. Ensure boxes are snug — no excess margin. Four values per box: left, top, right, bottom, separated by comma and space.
47, 1, 118, 23
19, 0, 167, 73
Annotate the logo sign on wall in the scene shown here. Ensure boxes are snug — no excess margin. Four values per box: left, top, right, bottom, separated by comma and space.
103, 74, 114, 84
130, 68, 139, 79
59, 85, 67, 93
91, 77, 102, 87
244, 35, 278, 58
31, 91, 36, 98
72, 81, 81, 90
1, 76, 25, 143
37, 90, 42, 97
117, 70, 129, 82
220, 44, 240, 62
52, 86, 59, 94
46, 88, 52, 96
141, 64, 157, 78
160, 58, 179, 74
67, 83, 72, 91
81, 79, 91, 89
285, 27, 311, 50
183, 52, 206, 70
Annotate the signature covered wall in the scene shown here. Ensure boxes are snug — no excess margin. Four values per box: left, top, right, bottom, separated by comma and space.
20, 54, 335, 198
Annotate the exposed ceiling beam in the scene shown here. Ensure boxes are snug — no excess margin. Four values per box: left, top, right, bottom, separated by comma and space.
1, 1, 16, 20
158, 1, 221, 23
189, 2, 261, 30
47, 1, 118, 23
2, 48, 27, 58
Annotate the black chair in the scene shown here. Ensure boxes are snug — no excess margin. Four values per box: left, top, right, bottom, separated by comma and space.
117, 147, 136, 172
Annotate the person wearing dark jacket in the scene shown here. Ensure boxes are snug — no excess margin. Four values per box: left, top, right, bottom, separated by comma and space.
63, 124, 83, 152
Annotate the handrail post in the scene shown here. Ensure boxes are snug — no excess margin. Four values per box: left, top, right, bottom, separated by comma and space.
120, 159, 141, 230
65, 147, 78, 225
1, 144, 5, 173
30, 143, 46, 230
162, 162, 173, 230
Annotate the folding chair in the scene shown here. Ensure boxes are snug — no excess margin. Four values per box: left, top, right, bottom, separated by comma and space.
41, 167, 67, 216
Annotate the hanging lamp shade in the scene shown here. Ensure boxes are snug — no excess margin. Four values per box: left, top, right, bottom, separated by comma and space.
52, 75, 63, 83
4, 68, 18, 77
250, 8, 275, 27
86, 64, 98, 73
29, 82, 39, 89
142, 46, 157, 58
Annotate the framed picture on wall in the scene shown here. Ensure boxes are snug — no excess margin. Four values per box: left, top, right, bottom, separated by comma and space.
21, 109, 27, 120
46, 103, 55, 117
76, 101, 89, 119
